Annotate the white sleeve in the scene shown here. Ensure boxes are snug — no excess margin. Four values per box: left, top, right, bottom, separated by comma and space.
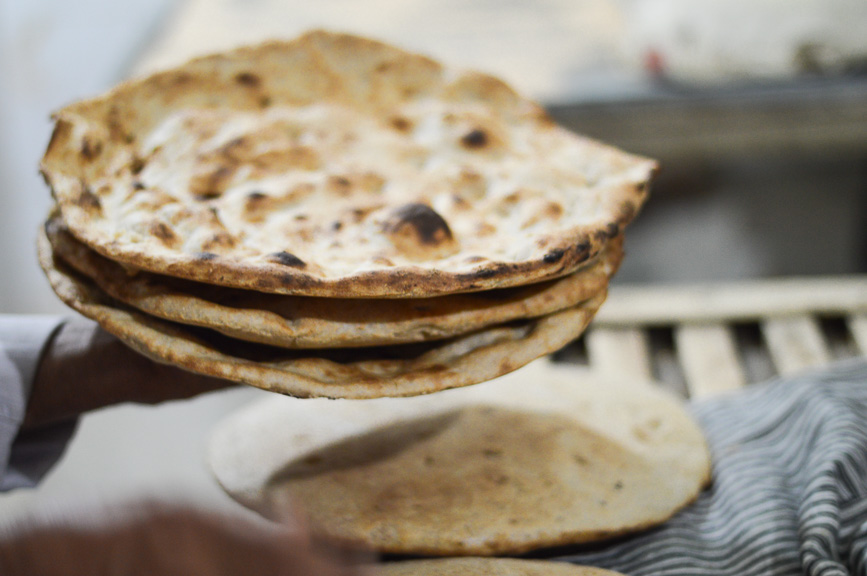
0, 315, 75, 491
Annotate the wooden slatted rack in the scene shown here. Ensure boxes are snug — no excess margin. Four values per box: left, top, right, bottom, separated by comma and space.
565, 276, 867, 400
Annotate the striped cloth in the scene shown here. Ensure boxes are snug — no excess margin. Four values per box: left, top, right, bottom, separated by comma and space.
555, 358, 867, 576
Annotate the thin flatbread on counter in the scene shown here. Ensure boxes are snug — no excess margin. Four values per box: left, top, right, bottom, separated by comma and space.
41, 30, 654, 298
379, 558, 625, 576
45, 215, 620, 348
38, 227, 604, 399
208, 360, 712, 555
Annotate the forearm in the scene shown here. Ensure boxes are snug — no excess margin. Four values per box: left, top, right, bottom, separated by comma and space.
23, 316, 231, 431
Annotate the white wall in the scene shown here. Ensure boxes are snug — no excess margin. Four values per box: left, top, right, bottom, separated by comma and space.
0, 0, 174, 313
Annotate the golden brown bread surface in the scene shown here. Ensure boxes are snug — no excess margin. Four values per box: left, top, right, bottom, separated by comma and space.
209, 360, 711, 555
41, 30, 654, 298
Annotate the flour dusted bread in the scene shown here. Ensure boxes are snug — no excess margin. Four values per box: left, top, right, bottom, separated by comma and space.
46, 215, 619, 348
41, 30, 653, 298
208, 360, 711, 555
379, 558, 625, 576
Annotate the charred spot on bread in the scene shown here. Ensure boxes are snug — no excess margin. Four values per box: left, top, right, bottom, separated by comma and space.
460, 128, 488, 149
194, 191, 223, 201
383, 203, 459, 261
390, 116, 413, 132
80, 137, 102, 161
472, 268, 498, 279
386, 203, 453, 246
235, 72, 261, 87
593, 229, 610, 243
543, 249, 565, 264
149, 221, 179, 247
130, 155, 145, 175
190, 165, 235, 200
75, 184, 102, 213
268, 251, 306, 268
575, 241, 591, 258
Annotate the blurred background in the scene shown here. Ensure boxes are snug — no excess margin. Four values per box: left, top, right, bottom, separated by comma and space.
3, 0, 866, 316
1, 0, 865, 526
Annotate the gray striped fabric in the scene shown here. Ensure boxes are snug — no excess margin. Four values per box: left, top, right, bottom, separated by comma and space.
553, 359, 867, 576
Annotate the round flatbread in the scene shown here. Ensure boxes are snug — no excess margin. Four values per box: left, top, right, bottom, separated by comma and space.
41, 30, 654, 298
208, 360, 711, 555
38, 226, 604, 399
45, 215, 620, 348
379, 558, 624, 576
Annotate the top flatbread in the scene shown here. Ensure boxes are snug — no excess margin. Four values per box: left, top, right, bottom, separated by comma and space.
41, 30, 654, 298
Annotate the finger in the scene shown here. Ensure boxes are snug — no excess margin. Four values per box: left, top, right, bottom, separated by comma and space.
265, 489, 313, 539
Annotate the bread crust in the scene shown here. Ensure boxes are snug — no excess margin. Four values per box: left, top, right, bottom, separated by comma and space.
46, 214, 620, 349
38, 226, 605, 399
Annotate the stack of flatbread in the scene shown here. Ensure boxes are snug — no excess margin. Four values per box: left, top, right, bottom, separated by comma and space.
37, 30, 655, 400
37, 30, 708, 570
